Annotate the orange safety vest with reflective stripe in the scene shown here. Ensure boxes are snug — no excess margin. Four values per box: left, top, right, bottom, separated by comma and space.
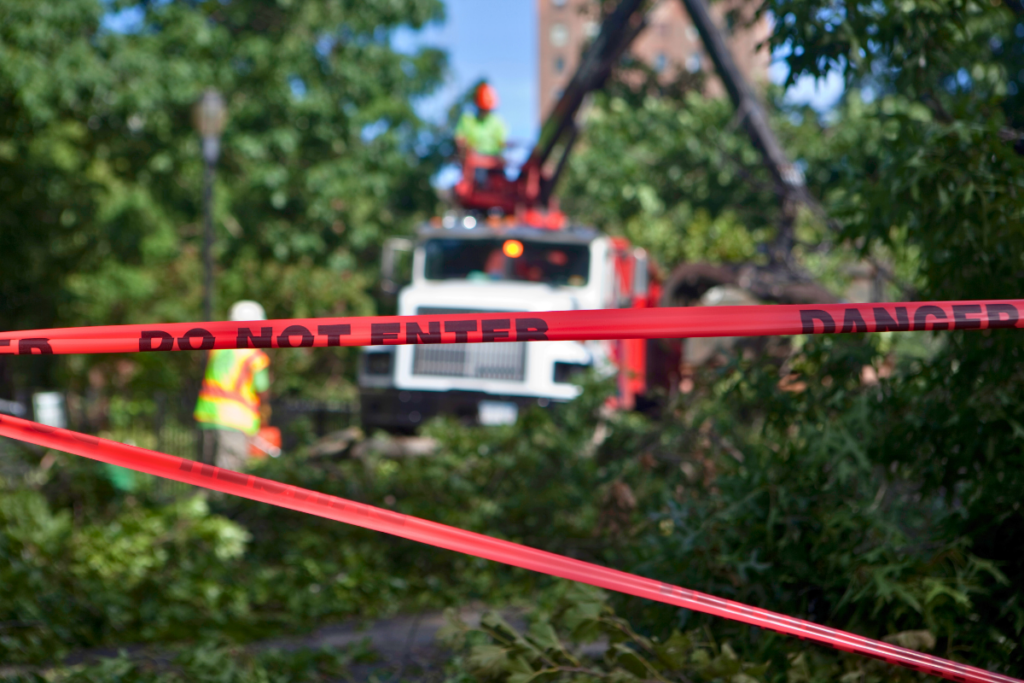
193, 348, 270, 435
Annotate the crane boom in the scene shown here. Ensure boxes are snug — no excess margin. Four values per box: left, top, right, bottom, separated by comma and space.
453, 0, 648, 219
456, 0, 809, 240
519, 0, 648, 203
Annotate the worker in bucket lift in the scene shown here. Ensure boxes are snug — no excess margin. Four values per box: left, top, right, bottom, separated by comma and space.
455, 82, 508, 188
194, 300, 272, 471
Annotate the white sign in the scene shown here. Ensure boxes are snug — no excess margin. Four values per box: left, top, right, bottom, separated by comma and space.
32, 392, 67, 429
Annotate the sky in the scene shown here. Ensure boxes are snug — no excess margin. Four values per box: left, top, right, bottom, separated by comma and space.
396, 0, 845, 148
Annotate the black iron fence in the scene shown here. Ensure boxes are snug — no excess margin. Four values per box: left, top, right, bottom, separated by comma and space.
4, 390, 357, 461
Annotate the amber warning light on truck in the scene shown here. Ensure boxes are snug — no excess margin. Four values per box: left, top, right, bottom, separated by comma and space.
502, 239, 524, 258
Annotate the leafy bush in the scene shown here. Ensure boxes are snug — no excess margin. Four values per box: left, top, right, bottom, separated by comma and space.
0, 487, 250, 663
442, 584, 770, 683
6, 352, 1021, 678
0, 642, 372, 683
602, 336, 1018, 675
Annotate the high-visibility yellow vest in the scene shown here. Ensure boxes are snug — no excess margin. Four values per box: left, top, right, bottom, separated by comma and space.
193, 348, 270, 435
455, 111, 508, 156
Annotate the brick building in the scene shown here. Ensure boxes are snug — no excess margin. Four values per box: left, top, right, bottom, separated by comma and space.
538, 0, 771, 118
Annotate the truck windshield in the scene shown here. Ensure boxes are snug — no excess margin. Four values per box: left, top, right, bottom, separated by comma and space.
423, 238, 589, 285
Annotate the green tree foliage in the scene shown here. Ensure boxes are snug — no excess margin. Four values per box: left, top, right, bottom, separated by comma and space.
1, 642, 372, 682
442, 584, 770, 683
0, 488, 250, 662
0, 382, 610, 663
603, 340, 1017, 678
770, 0, 1024, 671
0, 370, 1001, 676
559, 0, 1023, 675
0, 0, 445, 393
561, 93, 776, 268
2, 363, 1020, 677
2, 0, 1023, 680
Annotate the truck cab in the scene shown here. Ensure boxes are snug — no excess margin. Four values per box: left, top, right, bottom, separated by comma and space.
358, 218, 648, 432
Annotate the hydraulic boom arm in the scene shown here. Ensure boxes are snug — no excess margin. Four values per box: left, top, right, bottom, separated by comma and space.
519, 0, 648, 204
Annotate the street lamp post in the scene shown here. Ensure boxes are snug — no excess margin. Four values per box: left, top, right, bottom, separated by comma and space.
192, 89, 228, 322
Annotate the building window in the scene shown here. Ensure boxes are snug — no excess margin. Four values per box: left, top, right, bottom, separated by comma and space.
686, 53, 701, 73
555, 55, 565, 73
686, 26, 698, 41
584, 20, 599, 38
550, 23, 569, 47
552, 0, 567, 7
654, 52, 667, 73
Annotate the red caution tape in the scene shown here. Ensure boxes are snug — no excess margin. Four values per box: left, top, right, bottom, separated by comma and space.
0, 300, 1020, 355
0, 413, 1018, 683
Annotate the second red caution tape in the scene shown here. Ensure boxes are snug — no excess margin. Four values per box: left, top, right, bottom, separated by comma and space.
0, 299, 1020, 355
0, 412, 1018, 683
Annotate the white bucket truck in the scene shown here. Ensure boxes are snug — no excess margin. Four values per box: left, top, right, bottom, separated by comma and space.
358, 219, 648, 432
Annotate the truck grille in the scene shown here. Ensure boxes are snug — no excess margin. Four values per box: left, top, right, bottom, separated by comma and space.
412, 308, 527, 382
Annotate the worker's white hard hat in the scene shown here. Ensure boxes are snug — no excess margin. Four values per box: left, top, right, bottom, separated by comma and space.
229, 300, 267, 322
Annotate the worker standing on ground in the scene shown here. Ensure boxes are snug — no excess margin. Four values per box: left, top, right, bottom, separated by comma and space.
455, 82, 508, 159
194, 300, 271, 471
